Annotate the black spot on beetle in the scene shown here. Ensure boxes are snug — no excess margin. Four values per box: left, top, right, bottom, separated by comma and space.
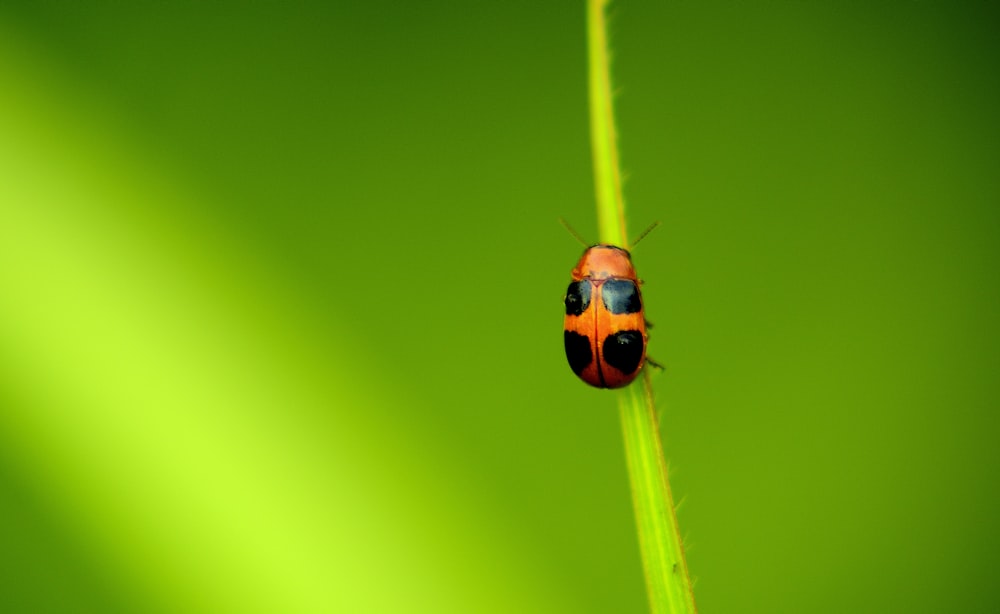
565, 281, 592, 316
564, 331, 593, 375
602, 279, 641, 314
602, 330, 644, 374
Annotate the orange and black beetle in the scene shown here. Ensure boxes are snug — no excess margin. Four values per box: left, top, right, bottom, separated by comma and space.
563, 244, 648, 388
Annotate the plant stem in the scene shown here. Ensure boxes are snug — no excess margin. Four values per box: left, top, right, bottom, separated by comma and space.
619, 372, 697, 613
586, 1, 697, 612
587, 0, 627, 247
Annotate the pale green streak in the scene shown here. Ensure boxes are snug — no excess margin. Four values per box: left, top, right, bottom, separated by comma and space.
0, 28, 562, 614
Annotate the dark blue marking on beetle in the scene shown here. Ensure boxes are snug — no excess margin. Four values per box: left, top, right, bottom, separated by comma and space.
602, 279, 641, 315
564, 331, 593, 374
602, 330, 644, 374
565, 281, 592, 316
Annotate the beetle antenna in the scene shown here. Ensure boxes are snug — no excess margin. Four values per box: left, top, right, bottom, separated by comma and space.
559, 217, 590, 247
630, 221, 661, 248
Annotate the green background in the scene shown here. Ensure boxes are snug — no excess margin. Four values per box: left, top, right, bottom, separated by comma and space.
0, 2, 997, 612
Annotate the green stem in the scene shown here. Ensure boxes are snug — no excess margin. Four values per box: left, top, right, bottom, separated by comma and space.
587, 0, 627, 247
619, 372, 697, 613
586, 1, 697, 612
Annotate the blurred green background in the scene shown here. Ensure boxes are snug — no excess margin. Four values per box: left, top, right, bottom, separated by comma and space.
0, 2, 997, 612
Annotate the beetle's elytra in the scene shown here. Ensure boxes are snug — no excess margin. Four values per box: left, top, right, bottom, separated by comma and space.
563, 244, 647, 388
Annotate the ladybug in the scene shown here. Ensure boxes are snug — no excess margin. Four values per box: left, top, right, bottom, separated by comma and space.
563, 243, 649, 388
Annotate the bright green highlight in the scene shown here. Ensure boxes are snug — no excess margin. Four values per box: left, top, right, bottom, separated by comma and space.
0, 24, 562, 614
587, 1, 696, 611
